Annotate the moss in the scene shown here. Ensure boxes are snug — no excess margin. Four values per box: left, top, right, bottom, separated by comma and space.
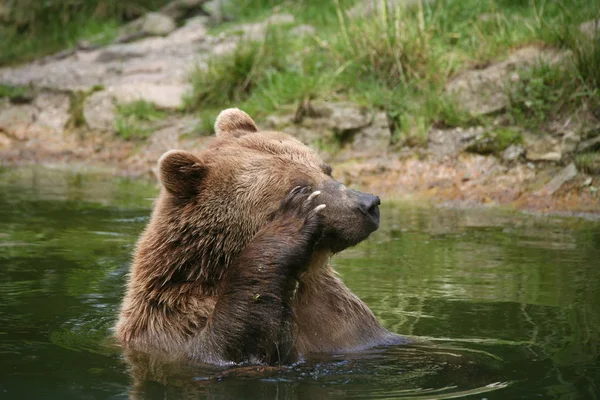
467, 127, 523, 155
67, 85, 104, 129
0, 84, 29, 101
114, 100, 167, 140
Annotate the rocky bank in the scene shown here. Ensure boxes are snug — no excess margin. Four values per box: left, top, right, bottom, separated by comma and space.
0, 2, 599, 214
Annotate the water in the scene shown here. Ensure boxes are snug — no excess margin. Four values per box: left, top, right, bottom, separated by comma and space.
1, 167, 599, 400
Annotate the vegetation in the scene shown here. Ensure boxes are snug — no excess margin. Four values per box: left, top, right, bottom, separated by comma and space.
575, 152, 600, 174
466, 127, 523, 155
115, 100, 167, 140
185, 0, 600, 146
0, 84, 28, 100
0, 0, 170, 65
3, 0, 600, 158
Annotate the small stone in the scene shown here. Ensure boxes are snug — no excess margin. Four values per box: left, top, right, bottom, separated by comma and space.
579, 19, 600, 39
539, 162, 578, 195
290, 24, 317, 37
267, 14, 295, 25
141, 13, 177, 36
502, 144, 525, 162
582, 177, 593, 187
160, 0, 206, 21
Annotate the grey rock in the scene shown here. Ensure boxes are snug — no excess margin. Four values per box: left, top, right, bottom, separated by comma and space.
577, 135, 600, 153
352, 112, 391, 151
579, 19, 600, 39
290, 24, 317, 37
168, 17, 208, 44
33, 91, 71, 133
0, 91, 70, 143
502, 144, 525, 162
539, 162, 578, 195
328, 101, 371, 133
0, 103, 36, 140
83, 82, 188, 132
524, 132, 562, 162
96, 45, 146, 63
160, 0, 207, 21
283, 124, 331, 146
117, 12, 176, 43
446, 47, 565, 116
428, 126, 485, 158
264, 113, 295, 130
204, 0, 233, 22
83, 91, 116, 132
141, 12, 177, 36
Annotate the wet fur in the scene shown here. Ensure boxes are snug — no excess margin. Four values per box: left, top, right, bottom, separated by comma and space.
115, 108, 406, 366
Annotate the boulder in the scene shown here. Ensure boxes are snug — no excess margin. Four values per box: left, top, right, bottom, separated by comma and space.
83, 91, 116, 132
83, 83, 188, 132
0, 103, 36, 140
446, 47, 564, 116
141, 12, 177, 36
352, 112, 391, 152
160, 0, 208, 21
428, 126, 485, 158
33, 91, 71, 133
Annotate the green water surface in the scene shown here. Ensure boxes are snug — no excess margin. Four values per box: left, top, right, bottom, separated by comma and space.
0, 167, 599, 399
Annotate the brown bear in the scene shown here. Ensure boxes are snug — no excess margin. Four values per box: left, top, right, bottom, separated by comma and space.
115, 108, 408, 365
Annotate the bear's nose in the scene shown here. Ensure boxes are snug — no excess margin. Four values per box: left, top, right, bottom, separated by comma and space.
358, 194, 381, 217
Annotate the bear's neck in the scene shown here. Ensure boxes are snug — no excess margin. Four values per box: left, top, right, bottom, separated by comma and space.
132, 201, 256, 296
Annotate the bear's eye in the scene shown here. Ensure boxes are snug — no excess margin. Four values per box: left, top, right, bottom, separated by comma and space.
321, 165, 333, 176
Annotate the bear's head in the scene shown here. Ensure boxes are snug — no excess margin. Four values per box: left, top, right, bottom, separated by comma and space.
156, 108, 380, 278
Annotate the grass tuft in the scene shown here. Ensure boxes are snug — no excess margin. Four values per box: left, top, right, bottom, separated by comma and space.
115, 100, 166, 140
575, 152, 600, 175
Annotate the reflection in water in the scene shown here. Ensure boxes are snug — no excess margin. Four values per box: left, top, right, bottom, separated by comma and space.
0, 167, 599, 399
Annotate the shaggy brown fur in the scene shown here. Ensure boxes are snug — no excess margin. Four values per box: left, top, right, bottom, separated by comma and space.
115, 108, 407, 366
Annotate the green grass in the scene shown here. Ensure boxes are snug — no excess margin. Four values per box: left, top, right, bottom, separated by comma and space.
188, 0, 600, 141
0, 84, 28, 100
115, 100, 167, 140
575, 152, 600, 175
0, 0, 170, 66
466, 127, 523, 155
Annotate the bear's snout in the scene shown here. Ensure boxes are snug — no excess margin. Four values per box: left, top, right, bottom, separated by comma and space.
356, 192, 380, 228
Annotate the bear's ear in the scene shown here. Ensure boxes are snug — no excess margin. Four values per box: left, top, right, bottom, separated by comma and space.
158, 150, 206, 198
215, 108, 258, 137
